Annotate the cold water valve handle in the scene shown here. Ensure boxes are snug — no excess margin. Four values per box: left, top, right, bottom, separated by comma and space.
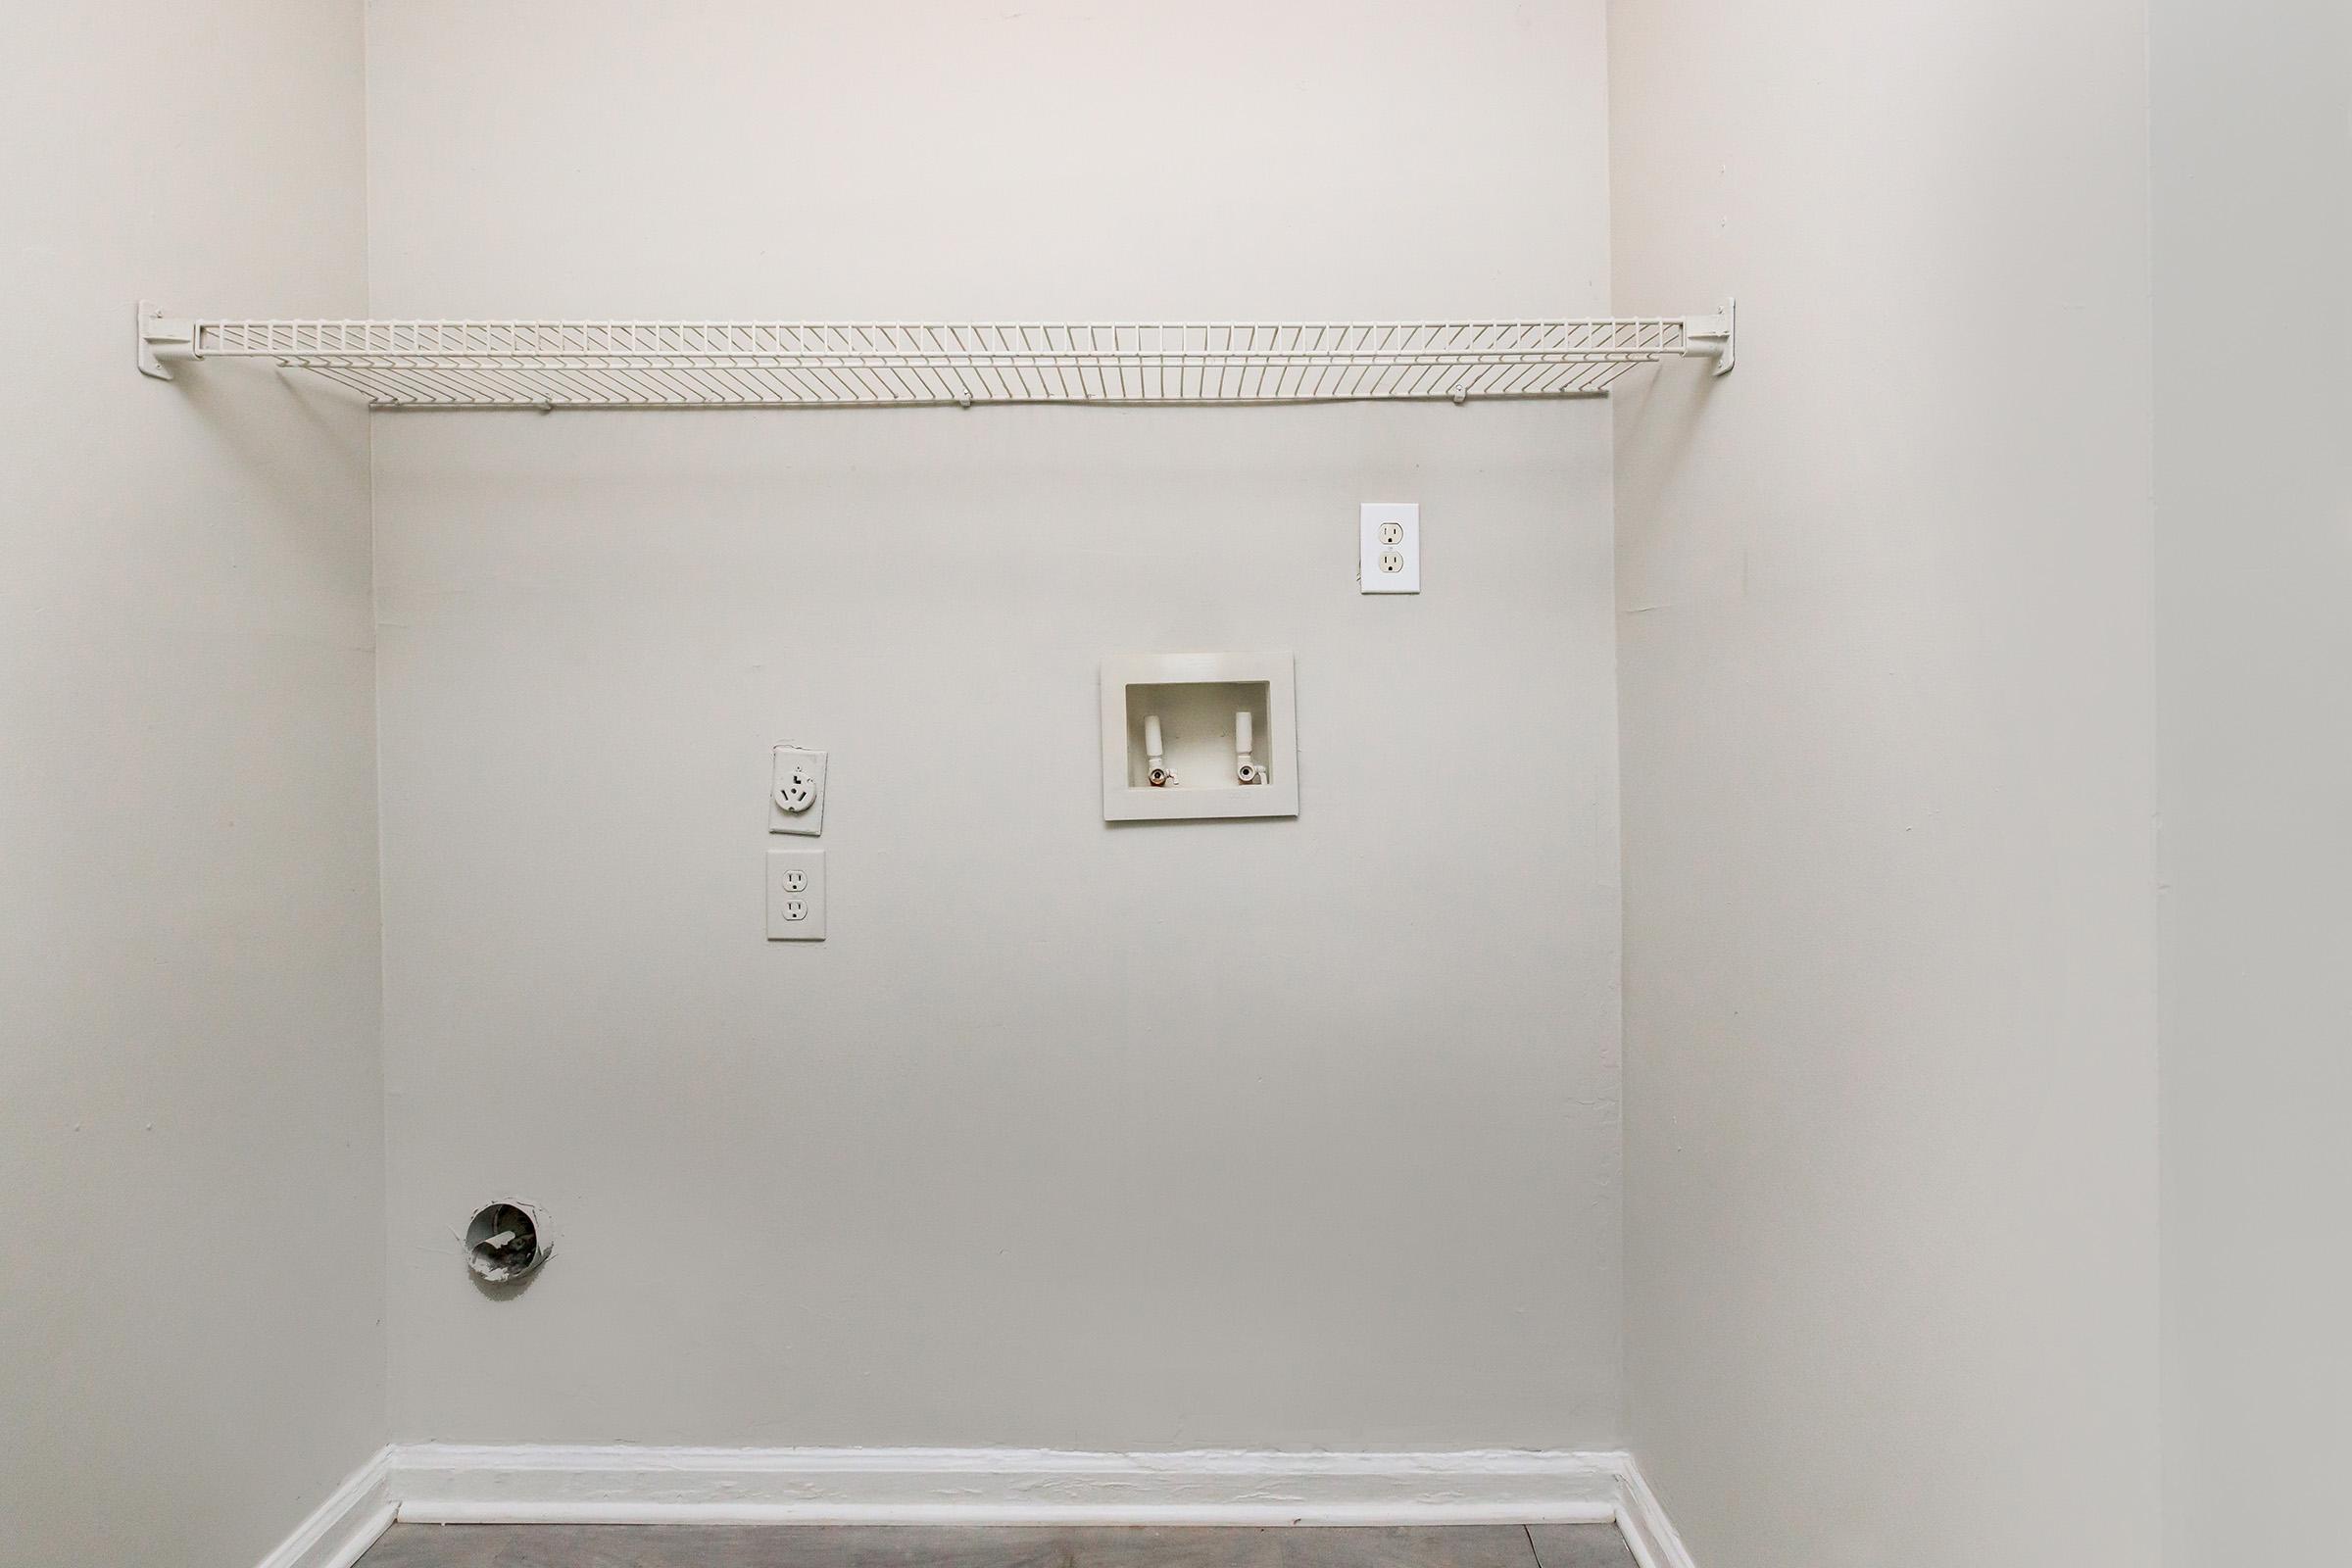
1235, 710, 1265, 784
1144, 713, 1176, 787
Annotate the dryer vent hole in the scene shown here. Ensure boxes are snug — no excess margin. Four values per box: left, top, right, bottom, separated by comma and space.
465, 1202, 545, 1285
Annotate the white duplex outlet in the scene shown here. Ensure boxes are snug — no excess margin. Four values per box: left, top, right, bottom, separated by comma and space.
765, 848, 826, 940
769, 745, 827, 835
1359, 503, 1419, 593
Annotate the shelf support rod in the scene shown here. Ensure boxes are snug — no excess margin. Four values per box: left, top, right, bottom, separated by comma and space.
1682, 297, 1736, 375
136, 302, 197, 380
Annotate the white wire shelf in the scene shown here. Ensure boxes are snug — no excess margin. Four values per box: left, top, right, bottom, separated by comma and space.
136, 304, 1733, 409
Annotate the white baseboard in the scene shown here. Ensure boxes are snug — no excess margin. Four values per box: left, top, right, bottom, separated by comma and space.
255, 1446, 395, 1568
387, 1446, 1630, 1528
1611, 1457, 1699, 1568
257, 1444, 1701, 1567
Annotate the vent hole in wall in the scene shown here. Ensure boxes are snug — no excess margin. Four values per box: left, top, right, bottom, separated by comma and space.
465, 1202, 546, 1287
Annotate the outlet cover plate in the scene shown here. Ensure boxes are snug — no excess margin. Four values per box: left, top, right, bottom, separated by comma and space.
765, 848, 826, 939
769, 745, 827, 835
1359, 503, 1419, 593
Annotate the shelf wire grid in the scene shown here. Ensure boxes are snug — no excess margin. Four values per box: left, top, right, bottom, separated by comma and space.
180, 318, 1701, 408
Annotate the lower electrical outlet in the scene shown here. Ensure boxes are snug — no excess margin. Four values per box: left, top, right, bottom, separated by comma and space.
765, 848, 826, 940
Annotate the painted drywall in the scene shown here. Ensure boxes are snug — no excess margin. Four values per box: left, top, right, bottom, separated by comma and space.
0, 3, 384, 1566
2154, 4, 2352, 1562
1608, 2, 2161, 1564
364, 0, 1623, 1447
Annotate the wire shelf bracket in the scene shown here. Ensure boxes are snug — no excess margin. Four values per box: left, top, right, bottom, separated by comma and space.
137, 302, 1736, 409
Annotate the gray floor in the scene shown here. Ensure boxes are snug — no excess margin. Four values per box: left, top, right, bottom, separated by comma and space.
357, 1524, 1637, 1568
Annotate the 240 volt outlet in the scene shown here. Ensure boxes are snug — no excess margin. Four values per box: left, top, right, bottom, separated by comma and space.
769, 745, 828, 835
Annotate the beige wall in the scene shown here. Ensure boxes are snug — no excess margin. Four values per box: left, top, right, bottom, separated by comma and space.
365, 0, 1627, 1448
15, 2, 2302, 1554
0, 3, 384, 1565
2154, 2, 2352, 1562
1608, 1, 2161, 1563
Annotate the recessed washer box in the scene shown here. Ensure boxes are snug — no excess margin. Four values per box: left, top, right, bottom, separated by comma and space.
1100, 652, 1298, 822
